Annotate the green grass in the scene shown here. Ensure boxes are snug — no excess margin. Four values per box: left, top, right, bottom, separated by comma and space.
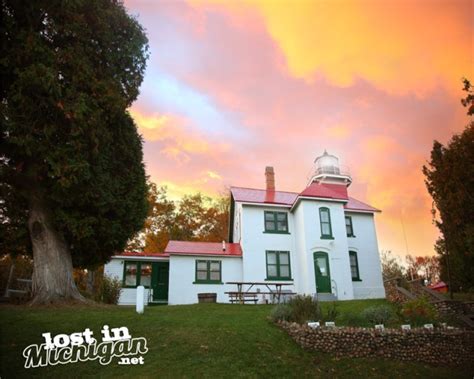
0, 300, 471, 378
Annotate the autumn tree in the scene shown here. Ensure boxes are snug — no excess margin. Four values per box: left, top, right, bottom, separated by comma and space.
405, 255, 440, 284
380, 250, 405, 281
1, 1, 149, 303
127, 185, 230, 253
422, 81, 474, 292
127, 183, 176, 253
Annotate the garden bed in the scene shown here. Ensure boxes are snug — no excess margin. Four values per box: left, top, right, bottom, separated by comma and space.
278, 320, 474, 367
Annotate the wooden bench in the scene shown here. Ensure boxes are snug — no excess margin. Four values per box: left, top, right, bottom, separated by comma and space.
225, 291, 298, 304
225, 292, 259, 304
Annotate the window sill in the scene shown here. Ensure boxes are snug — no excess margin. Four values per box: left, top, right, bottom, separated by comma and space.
347, 235, 356, 238
320, 235, 334, 240
352, 279, 362, 282
193, 281, 223, 285
263, 231, 291, 234
265, 278, 293, 282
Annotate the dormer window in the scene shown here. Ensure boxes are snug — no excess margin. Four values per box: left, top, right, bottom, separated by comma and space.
319, 207, 334, 239
264, 211, 289, 233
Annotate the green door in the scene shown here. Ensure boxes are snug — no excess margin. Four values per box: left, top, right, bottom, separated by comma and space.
151, 262, 169, 302
314, 252, 331, 293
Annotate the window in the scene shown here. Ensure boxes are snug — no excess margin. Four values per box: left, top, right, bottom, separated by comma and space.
266, 251, 292, 280
349, 251, 360, 281
264, 211, 289, 233
345, 216, 355, 237
195, 260, 222, 284
123, 261, 152, 287
319, 207, 333, 239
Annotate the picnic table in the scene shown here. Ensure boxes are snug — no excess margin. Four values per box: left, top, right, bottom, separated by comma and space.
225, 281, 296, 304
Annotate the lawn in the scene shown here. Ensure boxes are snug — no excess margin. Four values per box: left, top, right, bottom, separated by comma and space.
0, 300, 471, 378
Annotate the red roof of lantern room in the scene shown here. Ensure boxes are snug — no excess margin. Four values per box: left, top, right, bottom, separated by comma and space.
164, 241, 243, 257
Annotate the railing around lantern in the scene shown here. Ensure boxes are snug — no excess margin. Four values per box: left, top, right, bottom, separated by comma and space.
314, 165, 351, 177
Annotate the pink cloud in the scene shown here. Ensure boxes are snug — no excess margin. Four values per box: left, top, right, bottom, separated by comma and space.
125, 0, 472, 257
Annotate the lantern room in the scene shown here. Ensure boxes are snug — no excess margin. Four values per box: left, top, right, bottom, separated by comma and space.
310, 150, 352, 186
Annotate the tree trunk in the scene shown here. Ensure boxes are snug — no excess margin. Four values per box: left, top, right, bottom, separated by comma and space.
27, 194, 85, 305
86, 269, 96, 295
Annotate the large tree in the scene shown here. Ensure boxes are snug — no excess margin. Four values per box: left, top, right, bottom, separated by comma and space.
1, 0, 149, 304
422, 83, 474, 291
127, 184, 230, 253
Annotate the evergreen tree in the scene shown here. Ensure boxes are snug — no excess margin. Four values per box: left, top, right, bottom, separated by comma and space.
423, 119, 474, 291
1, 0, 149, 303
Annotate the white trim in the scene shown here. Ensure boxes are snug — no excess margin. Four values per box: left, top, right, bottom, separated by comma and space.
111, 255, 169, 261
298, 196, 347, 203
290, 196, 347, 212
239, 201, 292, 208
344, 209, 380, 214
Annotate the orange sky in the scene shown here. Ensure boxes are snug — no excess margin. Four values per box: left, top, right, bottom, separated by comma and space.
125, 0, 473, 258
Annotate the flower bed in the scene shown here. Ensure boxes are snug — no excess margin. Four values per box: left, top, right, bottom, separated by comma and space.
277, 321, 474, 366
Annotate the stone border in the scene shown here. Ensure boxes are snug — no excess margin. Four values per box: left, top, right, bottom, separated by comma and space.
278, 321, 474, 367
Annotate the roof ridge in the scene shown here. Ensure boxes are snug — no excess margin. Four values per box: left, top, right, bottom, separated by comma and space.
230, 186, 299, 195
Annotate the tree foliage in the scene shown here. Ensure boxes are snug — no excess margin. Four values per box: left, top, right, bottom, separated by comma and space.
404, 255, 440, 284
380, 250, 405, 281
422, 86, 474, 290
461, 78, 474, 116
1, 0, 149, 302
127, 183, 230, 252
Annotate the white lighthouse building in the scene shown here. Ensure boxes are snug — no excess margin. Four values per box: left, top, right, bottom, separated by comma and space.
105, 152, 386, 305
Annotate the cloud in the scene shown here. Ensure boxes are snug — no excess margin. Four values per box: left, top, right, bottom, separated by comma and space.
124, 0, 471, 258
190, 0, 472, 96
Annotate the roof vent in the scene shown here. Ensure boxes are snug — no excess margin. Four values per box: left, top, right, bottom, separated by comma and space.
222, 240, 226, 251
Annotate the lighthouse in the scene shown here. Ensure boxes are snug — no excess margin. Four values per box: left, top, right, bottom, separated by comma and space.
309, 150, 352, 186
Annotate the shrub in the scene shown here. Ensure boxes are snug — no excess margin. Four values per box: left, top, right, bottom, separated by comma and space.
342, 311, 364, 326
287, 295, 322, 324
323, 302, 339, 321
270, 303, 292, 322
270, 295, 321, 324
361, 305, 394, 325
97, 276, 122, 304
401, 297, 437, 326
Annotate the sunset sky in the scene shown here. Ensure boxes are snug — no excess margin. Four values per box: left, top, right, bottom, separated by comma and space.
125, 0, 473, 258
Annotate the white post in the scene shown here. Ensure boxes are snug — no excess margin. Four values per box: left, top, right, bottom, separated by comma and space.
136, 285, 145, 314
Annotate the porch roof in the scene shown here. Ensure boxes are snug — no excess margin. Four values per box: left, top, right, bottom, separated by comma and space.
165, 241, 243, 257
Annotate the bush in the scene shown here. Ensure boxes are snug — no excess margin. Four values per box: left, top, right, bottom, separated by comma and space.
270, 295, 321, 324
401, 297, 437, 326
342, 311, 364, 326
97, 276, 122, 304
270, 303, 292, 322
288, 295, 322, 324
323, 302, 339, 321
361, 305, 394, 325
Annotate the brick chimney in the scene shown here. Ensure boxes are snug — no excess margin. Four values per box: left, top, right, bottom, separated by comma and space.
265, 166, 275, 191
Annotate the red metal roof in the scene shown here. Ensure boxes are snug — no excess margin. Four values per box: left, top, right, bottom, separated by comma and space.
429, 281, 447, 289
165, 241, 243, 256
231, 184, 379, 213
344, 197, 381, 213
230, 187, 297, 206
117, 251, 169, 257
299, 182, 348, 200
